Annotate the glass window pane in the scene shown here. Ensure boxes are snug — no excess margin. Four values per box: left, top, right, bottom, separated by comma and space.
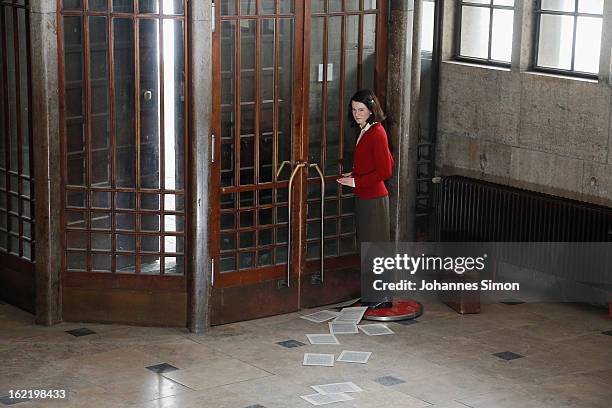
221, 0, 237, 15
239, 251, 254, 268
491, 9, 513, 62
139, 19, 161, 189
279, 0, 294, 13
537, 14, 574, 70
460, 5, 490, 59
140, 255, 160, 274
141, 235, 160, 252
141, 214, 160, 231
116, 255, 136, 273
363, 0, 377, 10
67, 210, 87, 229
578, 0, 603, 14
165, 256, 183, 274
240, 0, 256, 15
90, 0, 107, 11
67, 252, 87, 271
220, 256, 236, 272
421, 1, 435, 53
493, 0, 513, 5
139, 0, 159, 14
141, 193, 160, 210
260, 0, 275, 14
362, 14, 377, 90
18, 11, 30, 179
221, 234, 236, 251
113, 0, 133, 12
259, 228, 272, 245
64, 16, 86, 186
63, 0, 83, 10
91, 233, 112, 251
164, 215, 184, 232
277, 18, 293, 173
574, 17, 602, 74
239, 231, 254, 248
116, 191, 135, 209
329, 0, 341, 12
116, 213, 135, 230
92, 212, 112, 229
90, 17, 111, 188
163, 0, 185, 15
163, 19, 185, 191
114, 18, 136, 188
541, 0, 575, 12
116, 234, 135, 251
67, 191, 86, 208
325, 16, 342, 174
92, 254, 112, 271
67, 231, 87, 250
258, 249, 272, 266
92, 191, 111, 208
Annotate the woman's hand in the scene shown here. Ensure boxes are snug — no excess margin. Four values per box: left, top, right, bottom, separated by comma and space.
341, 172, 352, 177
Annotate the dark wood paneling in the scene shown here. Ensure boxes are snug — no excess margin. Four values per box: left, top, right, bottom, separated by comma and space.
63, 287, 187, 326
210, 278, 299, 325
0, 255, 35, 313
299, 267, 360, 309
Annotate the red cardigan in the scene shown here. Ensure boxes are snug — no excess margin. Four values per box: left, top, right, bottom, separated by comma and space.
352, 122, 394, 199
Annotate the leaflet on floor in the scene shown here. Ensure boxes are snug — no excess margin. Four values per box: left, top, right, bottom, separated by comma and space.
331, 298, 361, 309
300, 392, 354, 405
311, 382, 364, 394
358, 323, 394, 336
300, 310, 341, 323
337, 350, 372, 364
333, 306, 368, 323
328, 321, 358, 335
303, 353, 335, 367
306, 333, 340, 345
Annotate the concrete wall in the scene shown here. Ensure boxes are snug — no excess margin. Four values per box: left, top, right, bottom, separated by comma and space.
436, 0, 612, 208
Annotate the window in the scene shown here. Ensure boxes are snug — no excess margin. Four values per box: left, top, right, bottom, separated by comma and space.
457, 0, 515, 64
421, 0, 435, 54
535, 0, 603, 76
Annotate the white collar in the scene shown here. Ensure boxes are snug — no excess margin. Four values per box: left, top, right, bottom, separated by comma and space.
356, 122, 375, 146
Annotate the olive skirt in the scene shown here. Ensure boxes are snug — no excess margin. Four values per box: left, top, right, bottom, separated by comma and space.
356, 195, 390, 243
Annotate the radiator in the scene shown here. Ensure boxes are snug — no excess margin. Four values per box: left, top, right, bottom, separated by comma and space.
434, 176, 612, 243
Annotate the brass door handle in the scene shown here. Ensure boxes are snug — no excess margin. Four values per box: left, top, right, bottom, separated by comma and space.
276, 160, 292, 179
284, 162, 307, 288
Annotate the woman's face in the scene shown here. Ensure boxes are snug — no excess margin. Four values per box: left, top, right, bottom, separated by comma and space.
351, 100, 372, 127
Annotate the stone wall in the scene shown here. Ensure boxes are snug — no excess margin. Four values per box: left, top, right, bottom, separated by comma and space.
436, 0, 612, 208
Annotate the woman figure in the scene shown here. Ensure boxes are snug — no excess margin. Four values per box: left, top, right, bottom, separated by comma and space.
337, 89, 393, 243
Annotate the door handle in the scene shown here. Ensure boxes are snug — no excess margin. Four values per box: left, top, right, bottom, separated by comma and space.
284, 161, 308, 288
276, 160, 292, 179
309, 163, 325, 284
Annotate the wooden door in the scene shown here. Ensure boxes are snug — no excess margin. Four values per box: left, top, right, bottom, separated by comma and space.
59, 0, 189, 326
211, 0, 386, 325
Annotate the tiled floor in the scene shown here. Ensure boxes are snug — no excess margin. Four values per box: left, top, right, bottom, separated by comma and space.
1, 301, 611, 407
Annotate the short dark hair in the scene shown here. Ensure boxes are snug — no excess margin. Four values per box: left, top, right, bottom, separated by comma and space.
347, 89, 386, 128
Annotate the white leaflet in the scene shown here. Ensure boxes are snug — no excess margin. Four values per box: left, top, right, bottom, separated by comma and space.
337, 350, 372, 364
303, 353, 335, 367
